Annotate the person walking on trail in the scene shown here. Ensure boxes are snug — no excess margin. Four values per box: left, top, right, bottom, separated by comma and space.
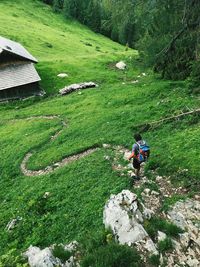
128, 133, 150, 181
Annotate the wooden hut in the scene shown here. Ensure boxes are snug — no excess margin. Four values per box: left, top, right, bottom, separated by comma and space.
0, 36, 42, 101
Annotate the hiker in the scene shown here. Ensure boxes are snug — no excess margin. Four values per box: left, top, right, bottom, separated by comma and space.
128, 133, 150, 181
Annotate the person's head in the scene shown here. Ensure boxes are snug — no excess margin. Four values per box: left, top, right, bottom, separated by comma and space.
134, 133, 142, 142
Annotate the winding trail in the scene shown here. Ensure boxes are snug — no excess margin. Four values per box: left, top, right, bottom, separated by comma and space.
18, 115, 108, 177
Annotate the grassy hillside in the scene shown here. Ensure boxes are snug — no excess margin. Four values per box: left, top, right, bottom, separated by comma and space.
1, 0, 131, 95
0, 0, 199, 265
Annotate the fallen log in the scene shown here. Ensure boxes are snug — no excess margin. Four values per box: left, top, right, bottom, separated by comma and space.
133, 108, 200, 132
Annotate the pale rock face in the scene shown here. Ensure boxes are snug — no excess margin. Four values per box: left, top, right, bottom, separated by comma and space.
116, 61, 126, 70
166, 199, 200, 267
103, 190, 158, 254
186, 258, 200, 267
24, 241, 79, 267
24, 246, 61, 267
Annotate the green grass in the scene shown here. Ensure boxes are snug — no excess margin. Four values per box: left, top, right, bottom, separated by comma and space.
143, 217, 183, 242
0, 0, 199, 265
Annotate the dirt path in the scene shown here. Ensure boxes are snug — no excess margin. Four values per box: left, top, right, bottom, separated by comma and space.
15, 115, 101, 176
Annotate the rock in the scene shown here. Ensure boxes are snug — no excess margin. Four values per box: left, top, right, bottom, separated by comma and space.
59, 82, 97, 95
25, 242, 79, 267
151, 190, 160, 196
127, 163, 134, 169
116, 61, 126, 70
179, 233, 190, 247
43, 192, 50, 198
142, 73, 146, 76
144, 239, 158, 255
186, 258, 199, 267
144, 188, 151, 195
194, 195, 200, 200
123, 151, 131, 160
103, 189, 158, 255
156, 176, 162, 182
168, 210, 186, 230
143, 208, 154, 220
104, 155, 110, 160
64, 241, 79, 252
57, 73, 68, 78
131, 80, 139, 84
103, 144, 111, 149
6, 216, 22, 231
157, 231, 167, 242
24, 246, 61, 267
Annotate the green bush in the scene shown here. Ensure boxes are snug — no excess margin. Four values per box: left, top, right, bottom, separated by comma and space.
52, 245, 72, 263
143, 217, 183, 241
158, 238, 173, 253
0, 249, 28, 267
148, 254, 160, 267
81, 243, 142, 267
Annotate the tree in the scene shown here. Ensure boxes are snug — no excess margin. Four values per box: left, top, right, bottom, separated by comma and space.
53, 0, 64, 12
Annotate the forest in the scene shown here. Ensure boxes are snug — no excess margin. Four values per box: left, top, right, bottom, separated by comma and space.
43, 0, 200, 88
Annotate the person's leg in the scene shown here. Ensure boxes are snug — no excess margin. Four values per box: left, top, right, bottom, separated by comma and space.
135, 166, 140, 178
133, 159, 140, 180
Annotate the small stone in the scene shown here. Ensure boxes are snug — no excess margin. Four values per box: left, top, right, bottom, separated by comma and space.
144, 188, 151, 195
144, 239, 158, 255
151, 190, 160, 196
157, 231, 167, 242
186, 258, 199, 267
124, 151, 131, 160
104, 155, 110, 161
57, 73, 68, 78
194, 195, 200, 200
6, 217, 22, 231
116, 61, 126, 70
103, 144, 111, 149
43, 192, 50, 198
156, 176, 162, 182
131, 80, 139, 84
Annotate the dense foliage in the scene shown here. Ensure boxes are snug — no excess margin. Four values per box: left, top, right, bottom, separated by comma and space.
42, 0, 200, 86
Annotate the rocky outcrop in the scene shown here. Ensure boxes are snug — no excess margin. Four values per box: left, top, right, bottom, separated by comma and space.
24, 246, 61, 267
103, 190, 158, 255
164, 199, 200, 267
24, 242, 80, 267
59, 82, 97, 95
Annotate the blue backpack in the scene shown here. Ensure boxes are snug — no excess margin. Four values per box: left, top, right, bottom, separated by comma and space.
136, 142, 150, 163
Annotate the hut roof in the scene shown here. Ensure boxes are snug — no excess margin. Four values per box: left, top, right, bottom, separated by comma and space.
0, 36, 38, 63
0, 63, 41, 91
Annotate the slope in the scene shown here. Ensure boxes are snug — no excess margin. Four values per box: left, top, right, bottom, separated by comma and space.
0, 0, 199, 265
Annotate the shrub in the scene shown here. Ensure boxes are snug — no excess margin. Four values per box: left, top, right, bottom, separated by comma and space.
148, 254, 160, 266
81, 243, 142, 267
143, 217, 183, 241
80, 231, 142, 267
52, 245, 72, 263
158, 238, 173, 253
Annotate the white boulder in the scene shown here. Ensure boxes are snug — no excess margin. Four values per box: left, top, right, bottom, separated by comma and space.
57, 73, 68, 78
103, 190, 158, 254
24, 246, 61, 267
116, 61, 126, 70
